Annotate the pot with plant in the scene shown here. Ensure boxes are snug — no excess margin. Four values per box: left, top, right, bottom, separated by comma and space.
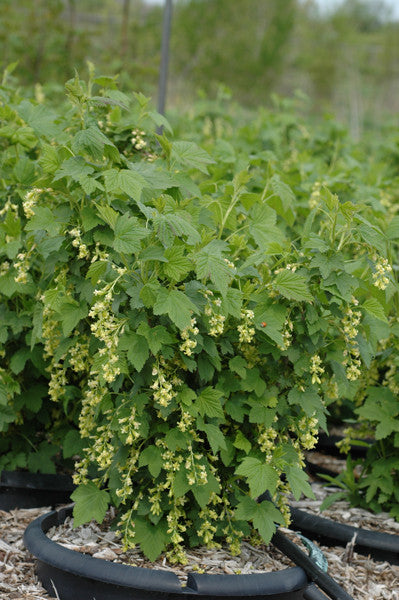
15, 73, 392, 599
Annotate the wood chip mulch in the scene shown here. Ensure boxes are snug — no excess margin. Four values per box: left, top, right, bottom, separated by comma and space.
1, 482, 399, 599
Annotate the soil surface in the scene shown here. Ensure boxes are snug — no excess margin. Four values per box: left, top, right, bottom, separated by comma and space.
1, 480, 399, 599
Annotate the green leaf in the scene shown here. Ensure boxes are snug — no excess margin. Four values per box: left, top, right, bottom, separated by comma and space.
96, 204, 119, 229
153, 288, 199, 330
72, 126, 116, 161
235, 457, 279, 498
25, 206, 61, 236
113, 213, 148, 254
195, 253, 231, 296
172, 469, 191, 497
235, 497, 283, 543
201, 423, 227, 454
119, 332, 149, 372
134, 518, 167, 561
269, 175, 296, 225
136, 322, 175, 355
319, 491, 348, 512
39, 144, 60, 173
10, 348, 31, 375
387, 216, 399, 240
165, 429, 189, 451
250, 204, 284, 250
72, 482, 110, 527
62, 429, 86, 459
233, 431, 252, 454
148, 110, 173, 134
363, 298, 388, 323
252, 500, 284, 543
192, 471, 221, 507
139, 445, 163, 478
310, 253, 344, 279
163, 246, 191, 281
57, 300, 88, 336
229, 356, 247, 379
171, 141, 214, 173
104, 168, 147, 200
221, 288, 243, 318
17, 100, 60, 138
195, 387, 225, 419
254, 302, 287, 346
86, 260, 107, 285
27, 442, 57, 474
287, 387, 323, 417
285, 465, 315, 501
54, 156, 94, 182
13, 156, 36, 185
274, 270, 313, 302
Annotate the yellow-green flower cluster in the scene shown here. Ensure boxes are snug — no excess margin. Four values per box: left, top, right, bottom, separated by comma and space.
179, 317, 199, 356
257, 424, 278, 460
342, 303, 362, 381
197, 506, 219, 547
89, 289, 125, 383
372, 256, 392, 290
23, 188, 43, 218
310, 354, 324, 385
148, 483, 164, 516
69, 227, 89, 259
0, 198, 18, 218
41, 303, 62, 358
278, 317, 293, 351
166, 503, 189, 563
48, 363, 67, 403
13, 252, 29, 284
131, 129, 147, 150
86, 424, 115, 470
237, 309, 255, 344
69, 338, 91, 372
0, 261, 10, 276
185, 445, 208, 486
204, 292, 226, 337
325, 376, 339, 400
177, 409, 195, 432
118, 406, 141, 445
79, 376, 107, 437
308, 181, 322, 209
275, 481, 292, 526
295, 414, 319, 450
151, 362, 182, 409
115, 448, 141, 502
90, 242, 109, 263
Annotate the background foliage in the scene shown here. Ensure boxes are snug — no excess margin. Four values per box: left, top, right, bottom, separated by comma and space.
1, 0, 399, 133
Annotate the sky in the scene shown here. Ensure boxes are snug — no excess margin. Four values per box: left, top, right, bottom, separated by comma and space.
315, 0, 399, 18
145, 0, 399, 19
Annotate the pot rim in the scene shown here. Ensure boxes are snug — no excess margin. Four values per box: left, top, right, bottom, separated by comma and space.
24, 505, 310, 598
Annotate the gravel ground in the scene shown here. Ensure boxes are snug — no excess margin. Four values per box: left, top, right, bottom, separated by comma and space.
1, 482, 399, 599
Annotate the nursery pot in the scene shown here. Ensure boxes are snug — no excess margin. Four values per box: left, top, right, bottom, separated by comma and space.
290, 506, 399, 566
315, 434, 368, 459
24, 505, 314, 600
0, 470, 75, 511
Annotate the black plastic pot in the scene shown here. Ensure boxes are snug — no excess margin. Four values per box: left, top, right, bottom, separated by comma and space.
24, 506, 314, 600
290, 506, 399, 565
315, 434, 368, 459
0, 470, 75, 511
304, 460, 339, 482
